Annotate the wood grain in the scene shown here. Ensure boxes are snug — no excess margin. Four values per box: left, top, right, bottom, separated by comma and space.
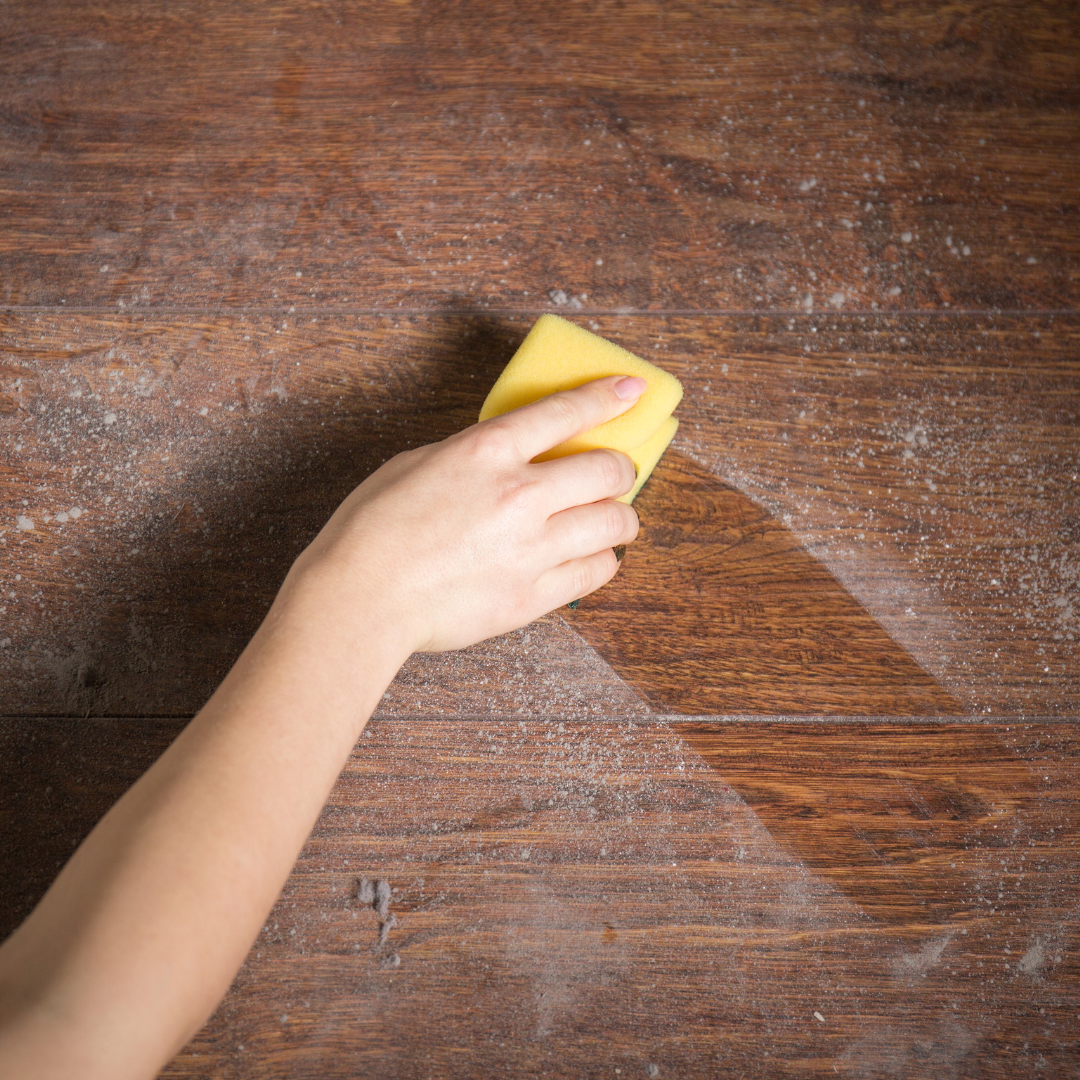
570, 451, 959, 714
1, 0, 1077, 312
646, 315, 1080, 714
2, 313, 1075, 716
3, 717, 1077, 1077
679, 721, 1080, 926
2, 2, 1077, 1076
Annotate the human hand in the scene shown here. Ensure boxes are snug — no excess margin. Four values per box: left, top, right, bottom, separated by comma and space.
290, 375, 645, 655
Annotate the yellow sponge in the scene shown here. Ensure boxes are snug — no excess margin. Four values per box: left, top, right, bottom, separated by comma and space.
478, 314, 683, 464
622, 415, 678, 504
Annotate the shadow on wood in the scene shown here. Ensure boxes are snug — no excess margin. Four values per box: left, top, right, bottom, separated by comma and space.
0, 719, 183, 940
0, 314, 525, 716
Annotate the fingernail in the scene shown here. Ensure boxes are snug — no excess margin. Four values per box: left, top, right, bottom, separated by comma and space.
614, 376, 647, 400
567, 598, 581, 610
613, 544, 626, 562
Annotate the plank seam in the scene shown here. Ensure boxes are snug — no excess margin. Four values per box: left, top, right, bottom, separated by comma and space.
2, 307, 1078, 318
2, 714, 1078, 723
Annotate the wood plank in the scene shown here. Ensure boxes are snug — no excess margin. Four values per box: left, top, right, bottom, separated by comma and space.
646, 315, 1080, 714
3, 717, 1077, 1077
2, 313, 1076, 716
679, 721, 1080, 926
1, 0, 1077, 312
569, 451, 958, 714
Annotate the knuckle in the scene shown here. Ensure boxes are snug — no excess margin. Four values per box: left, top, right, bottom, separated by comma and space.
496, 474, 535, 513
570, 562, 593, 597
602, 501, 627, 539
508, 590, 535, 626
470, 420, 517, 460
547, 392, 580, 430
597, 450, 624, 491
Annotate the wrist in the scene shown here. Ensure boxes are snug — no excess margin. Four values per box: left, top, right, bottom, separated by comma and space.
268, 550, 415, 686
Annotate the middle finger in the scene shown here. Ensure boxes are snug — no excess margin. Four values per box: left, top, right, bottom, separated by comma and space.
543, 498, 639, 565
530, 448, 636, 514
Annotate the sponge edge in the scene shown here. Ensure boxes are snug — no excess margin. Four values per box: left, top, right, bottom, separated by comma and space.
478, 314, 683, 460
620, 416, 678, 504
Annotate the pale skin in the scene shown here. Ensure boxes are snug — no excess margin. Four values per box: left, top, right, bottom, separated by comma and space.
0, 374, 646, 1080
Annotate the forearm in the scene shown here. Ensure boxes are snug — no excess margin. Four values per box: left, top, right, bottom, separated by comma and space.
0, 560, 407, 1080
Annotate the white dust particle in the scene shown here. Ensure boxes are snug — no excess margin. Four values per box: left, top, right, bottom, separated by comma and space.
16, 516, 34, 532
1018, 941, 1045, 975
548, 289, 584, 309
890, 934, 953, 979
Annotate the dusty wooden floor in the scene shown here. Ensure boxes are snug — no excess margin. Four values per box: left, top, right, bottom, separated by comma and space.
1, 1, 1078, 1076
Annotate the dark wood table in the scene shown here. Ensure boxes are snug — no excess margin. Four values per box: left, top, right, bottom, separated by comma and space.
2, 2, 1078, 1076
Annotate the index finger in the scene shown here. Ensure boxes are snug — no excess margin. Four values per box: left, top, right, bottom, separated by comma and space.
488, 375, 647, 462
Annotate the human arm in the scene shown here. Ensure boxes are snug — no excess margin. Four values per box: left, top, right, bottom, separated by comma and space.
0, 375, 645, 1079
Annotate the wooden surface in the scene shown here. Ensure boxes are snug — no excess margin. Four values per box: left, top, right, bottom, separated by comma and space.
2, 0, 1079, 1076
1, 0, 1078, 313
2, 718, 1078, 1078
1, 313, 1075, 715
